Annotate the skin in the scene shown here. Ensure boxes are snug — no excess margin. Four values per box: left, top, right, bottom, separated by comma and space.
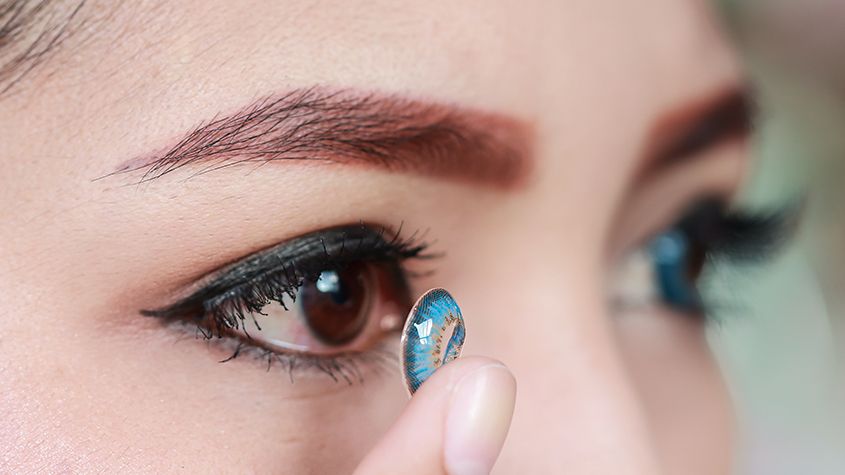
0, 0, 745, 473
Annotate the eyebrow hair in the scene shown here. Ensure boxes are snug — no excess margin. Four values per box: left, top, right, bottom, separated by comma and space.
643, 86, 751, 173
111, 88, 532, 189
0, 0, 87, 97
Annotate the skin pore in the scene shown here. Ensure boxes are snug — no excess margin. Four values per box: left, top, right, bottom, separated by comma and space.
0, 0, 747, 473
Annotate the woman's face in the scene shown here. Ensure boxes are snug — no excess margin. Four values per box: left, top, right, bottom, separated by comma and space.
1, 0, 749, 473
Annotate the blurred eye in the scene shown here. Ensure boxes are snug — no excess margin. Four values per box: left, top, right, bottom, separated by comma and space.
611, 198, 797, 317
648, 229, 705, 313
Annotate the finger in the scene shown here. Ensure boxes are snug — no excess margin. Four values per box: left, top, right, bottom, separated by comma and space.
355, 356, 517, 475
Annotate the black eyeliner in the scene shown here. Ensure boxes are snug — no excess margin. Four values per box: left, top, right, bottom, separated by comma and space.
141, 224, 430, 334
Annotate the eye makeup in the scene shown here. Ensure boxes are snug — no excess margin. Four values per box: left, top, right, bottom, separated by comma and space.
141, 224, 434, 380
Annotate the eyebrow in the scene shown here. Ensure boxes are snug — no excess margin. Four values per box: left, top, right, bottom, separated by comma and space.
642, 86, 751, 174
112, 88, 533, 189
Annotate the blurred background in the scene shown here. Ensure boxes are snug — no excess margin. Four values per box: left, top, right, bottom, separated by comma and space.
711, 1, 844, 473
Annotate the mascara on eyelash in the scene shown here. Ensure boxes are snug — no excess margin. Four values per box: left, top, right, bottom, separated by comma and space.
140, 224, 430, 332
400, 288, 466, 396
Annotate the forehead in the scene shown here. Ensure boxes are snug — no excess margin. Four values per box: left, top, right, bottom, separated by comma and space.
6, 0, 737, 104
1, 0, 740, 183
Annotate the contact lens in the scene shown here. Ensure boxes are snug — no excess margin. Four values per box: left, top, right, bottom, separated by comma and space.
400, 288, 466, 395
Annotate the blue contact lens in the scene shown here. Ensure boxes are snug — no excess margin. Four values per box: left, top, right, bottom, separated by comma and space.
400, 288, 466, 395
649, 230, 702, 312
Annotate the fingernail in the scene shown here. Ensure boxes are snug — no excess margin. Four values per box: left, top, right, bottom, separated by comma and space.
443, 364, 516, 475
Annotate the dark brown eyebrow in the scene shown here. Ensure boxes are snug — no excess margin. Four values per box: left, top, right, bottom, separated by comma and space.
110, 88, 533, 189
641, 86, 751, 176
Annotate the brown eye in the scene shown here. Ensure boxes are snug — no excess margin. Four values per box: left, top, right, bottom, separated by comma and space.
228, 261, 412, 355
299, 266, 371, 345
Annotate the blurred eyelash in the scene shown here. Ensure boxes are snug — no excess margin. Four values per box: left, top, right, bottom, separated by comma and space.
680, 197, 802, 265
142, 224, 433, 371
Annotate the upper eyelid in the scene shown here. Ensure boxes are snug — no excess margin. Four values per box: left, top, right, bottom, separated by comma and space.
140, 224, 431, 319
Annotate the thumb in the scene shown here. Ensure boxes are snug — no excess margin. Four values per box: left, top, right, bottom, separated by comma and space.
355, 356, 517, 475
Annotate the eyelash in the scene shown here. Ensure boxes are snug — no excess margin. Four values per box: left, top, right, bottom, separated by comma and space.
216, 338, 400, 385
143, 225, 433, 381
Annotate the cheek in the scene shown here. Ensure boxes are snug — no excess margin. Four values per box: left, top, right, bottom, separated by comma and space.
614, 308, 734, 475
0, 311, 408, 473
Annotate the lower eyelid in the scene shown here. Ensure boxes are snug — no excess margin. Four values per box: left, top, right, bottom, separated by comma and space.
163, 315, 402, 384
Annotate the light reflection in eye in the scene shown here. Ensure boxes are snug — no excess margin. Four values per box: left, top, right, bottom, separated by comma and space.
315, 271, 341, 294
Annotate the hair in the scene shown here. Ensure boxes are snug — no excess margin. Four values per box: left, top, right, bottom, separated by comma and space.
0, 0, 87, 97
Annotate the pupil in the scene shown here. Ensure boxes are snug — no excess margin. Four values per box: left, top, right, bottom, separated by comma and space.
299, 267, 369, 345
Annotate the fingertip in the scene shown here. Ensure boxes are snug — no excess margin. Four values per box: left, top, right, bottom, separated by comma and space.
355, 357, 516, 475
442, 362, 516, 475
413, 356, 510, 397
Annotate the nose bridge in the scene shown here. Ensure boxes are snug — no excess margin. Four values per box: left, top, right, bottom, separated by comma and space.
454, 234, 659, 472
